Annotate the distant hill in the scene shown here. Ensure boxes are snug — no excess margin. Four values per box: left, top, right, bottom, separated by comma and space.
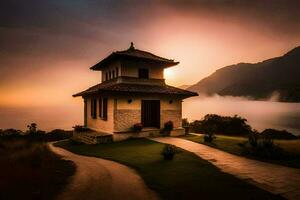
178, 85, 191, 89
188, 46, 300, 102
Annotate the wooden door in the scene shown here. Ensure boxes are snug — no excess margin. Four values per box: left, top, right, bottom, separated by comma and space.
141, 100, 160, 128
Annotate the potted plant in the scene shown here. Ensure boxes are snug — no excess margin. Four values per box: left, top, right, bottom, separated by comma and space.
162, 121, 174, 136
132, 123, 143, 132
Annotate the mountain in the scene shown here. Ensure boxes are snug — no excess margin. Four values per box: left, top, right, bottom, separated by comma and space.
178, 85, 191, 89
188, 46, 300, 102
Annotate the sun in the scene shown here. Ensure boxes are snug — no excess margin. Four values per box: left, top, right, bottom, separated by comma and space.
164, 68, 175, 80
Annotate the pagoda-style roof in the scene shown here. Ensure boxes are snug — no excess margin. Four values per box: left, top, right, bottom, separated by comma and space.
91, 43, 179, 70
73, 79, 198, 98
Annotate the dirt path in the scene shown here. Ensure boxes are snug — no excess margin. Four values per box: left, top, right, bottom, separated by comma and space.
151, 137, 300, 200
49, 144, 158, 200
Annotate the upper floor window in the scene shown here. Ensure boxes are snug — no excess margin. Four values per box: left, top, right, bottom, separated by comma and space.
138, 68, 149, 79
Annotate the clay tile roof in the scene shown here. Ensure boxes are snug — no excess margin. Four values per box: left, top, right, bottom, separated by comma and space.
73, 82, 198, 98
90, 43, 179, 70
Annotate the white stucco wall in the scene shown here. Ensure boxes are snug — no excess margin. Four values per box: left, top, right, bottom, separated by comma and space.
86, 97, 114, 133
101, 61, 121, 82
86, 95, 183, 133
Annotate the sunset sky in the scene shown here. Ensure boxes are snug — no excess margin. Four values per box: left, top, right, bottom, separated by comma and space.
1, 0, 300, 108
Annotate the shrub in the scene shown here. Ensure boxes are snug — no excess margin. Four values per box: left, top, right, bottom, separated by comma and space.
248, 131, 259, 148
161, 144, 177, 160
0, 129, 23, 138
132, 123, 143, 132
202, 121, 217, 143
161, 121, 174, 136
164, 121, 174, 131
46, 129, 73, 141
182, 118, 190, 134
260, 129, 298, 140
204, 134, 216, 142
190, 114, 252, 136
73, 125, 90, 132
243, 132, 285, 159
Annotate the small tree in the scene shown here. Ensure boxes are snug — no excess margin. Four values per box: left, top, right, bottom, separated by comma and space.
202, 123, 217, 142
27, 123, 37, 135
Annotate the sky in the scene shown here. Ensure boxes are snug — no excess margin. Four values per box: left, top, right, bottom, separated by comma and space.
1, 0, 300, 108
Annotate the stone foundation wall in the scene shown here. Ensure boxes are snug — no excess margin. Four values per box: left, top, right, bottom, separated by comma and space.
114, 109, 141, 132
161, 109, 182, 129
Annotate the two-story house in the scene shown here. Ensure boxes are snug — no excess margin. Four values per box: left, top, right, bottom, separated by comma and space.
73, 43, 197, 142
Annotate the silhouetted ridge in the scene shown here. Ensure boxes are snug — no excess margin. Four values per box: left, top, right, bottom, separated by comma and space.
188, 46, 300, 102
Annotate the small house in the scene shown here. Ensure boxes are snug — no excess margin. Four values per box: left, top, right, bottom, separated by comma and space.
73, 43, 197, 143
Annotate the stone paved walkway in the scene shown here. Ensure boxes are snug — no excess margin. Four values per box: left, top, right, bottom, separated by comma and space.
151, 137, 300, 200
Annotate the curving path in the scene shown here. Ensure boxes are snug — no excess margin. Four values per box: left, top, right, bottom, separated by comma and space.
49, 144, 158, 200
151, 137, 300, 200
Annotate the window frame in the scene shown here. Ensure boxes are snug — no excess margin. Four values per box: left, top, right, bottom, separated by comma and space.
98, 97, 108, 121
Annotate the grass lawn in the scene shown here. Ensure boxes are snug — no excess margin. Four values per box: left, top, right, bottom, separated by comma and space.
181, 134, 300, 169
55, 139, 282, 200
0, 139, 75, 200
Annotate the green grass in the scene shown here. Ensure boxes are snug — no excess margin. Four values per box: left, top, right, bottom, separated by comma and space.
55, 139, 282, 200
0, 139, 75, 200
181, 134, 300, 168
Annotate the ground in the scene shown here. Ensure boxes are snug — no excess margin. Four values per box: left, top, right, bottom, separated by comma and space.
55, 138, 280, 200
181, 134, 300, 168
49, 143, 158, 200
0, 139, 75, 200
152, 137, 300, 200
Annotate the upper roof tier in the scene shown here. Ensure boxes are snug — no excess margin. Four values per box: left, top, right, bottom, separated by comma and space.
90, 42, 179, 70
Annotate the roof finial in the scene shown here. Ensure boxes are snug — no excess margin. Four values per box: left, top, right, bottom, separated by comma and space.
129, 42, 134, 50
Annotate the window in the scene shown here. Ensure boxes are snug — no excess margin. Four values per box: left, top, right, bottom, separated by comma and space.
138, 68, 149, 79
109, 71, 111, 79
116, 67, 119, 77
103, 98, 108, 120
98, 97, 108, 120
112, 70, 115, 78
98, 98, 102, 118
91, 98, 97, 119
105, 72, 108, 81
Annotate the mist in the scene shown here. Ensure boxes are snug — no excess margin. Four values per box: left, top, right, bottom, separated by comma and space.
183, 95, 300, 135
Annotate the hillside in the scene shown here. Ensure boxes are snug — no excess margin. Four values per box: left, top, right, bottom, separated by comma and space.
188, 46, 300, 102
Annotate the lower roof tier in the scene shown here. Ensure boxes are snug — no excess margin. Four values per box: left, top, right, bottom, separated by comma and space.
73, 81, 198, 98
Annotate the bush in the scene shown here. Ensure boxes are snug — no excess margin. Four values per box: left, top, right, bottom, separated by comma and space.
0, 129, 24, 138
242, 132, 285, 159
248, 131, 259, 148
164, 121, 174, 131
73, 125, 90, 132
204, 134, 216, 142
260, 129, 298, 140
190, 114, 252, 136
132, 123, 143, 132
161, 144, 177, 160
161, 121, 174, 136
46, 129, 73, 141
182, 118, 190, 134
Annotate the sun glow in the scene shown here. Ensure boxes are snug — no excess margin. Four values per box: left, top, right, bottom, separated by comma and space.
164, 68, 176, 81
